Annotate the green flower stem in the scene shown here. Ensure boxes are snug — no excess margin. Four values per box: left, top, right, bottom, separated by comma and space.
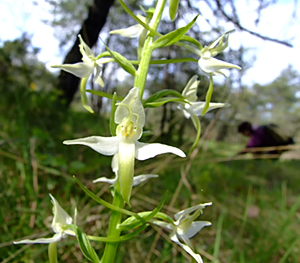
101, 180, 125, 263
130, 57, 198, 65
48, 242, 58, 263
134, 0, 167, 99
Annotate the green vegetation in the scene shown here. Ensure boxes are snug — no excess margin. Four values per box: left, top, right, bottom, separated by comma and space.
1, 36, 300, 263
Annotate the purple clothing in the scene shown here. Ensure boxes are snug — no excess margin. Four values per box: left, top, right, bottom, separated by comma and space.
246, 126, 275, 148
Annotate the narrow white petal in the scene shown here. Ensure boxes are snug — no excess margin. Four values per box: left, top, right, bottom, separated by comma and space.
14, 233, 63, 244
110, 24, 144, 38
177, 104, 192, 119
151, 220, 174, 231
135, 141, 186, 161
185, 221, 212, 239
111, 153, 119, 173
49, 194, 72, 234
94, 64, 104, 87
93, 176, 117, 184
52, 62, 94, 78
182, 75, 199, 102
170, 234, 203, 263
188, 102, 229, 116
198, 57, 241, 75
174, 203, 212, 221
132, 174, 159, 186
63, 136, 119, 156
78, 34, 95, 61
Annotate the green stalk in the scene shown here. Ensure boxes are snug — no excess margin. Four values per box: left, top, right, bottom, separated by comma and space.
134, 0, 167, 99
101, 180, 125, 263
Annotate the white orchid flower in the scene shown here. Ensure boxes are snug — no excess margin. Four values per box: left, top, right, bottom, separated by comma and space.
93, 154, 159, 186
178, 75, 230, 119
198, 31, 241, 77
109, 15, 146, 38
152, 203, 212, 263
177, 76, 229, 151
63, 87, 185, 205
52, 35, 106, 86
14, 194, 74, 244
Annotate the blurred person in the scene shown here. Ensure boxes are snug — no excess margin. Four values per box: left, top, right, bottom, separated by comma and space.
237, 121, 294, 156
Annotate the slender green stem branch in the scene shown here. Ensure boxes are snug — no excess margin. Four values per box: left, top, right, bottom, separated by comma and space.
101, 182, 125, 263
134, 0, 168, 99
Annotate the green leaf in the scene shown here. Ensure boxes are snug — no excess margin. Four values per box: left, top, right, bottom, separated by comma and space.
189, 115, 201, 154
88, 224, 149, 242
110, 92, 118, 136
152, 15, 198, 49
80, 78, 94, 113
180, 35, 203, 50
202, 75, 214, 115
169, 0, 180, 21
118, 191, 168, 231
76, 227, 100, 263
144, 97, 187, 108
111, 51, 136, 76
144, 89, 185, 104
100, 38, 136, 76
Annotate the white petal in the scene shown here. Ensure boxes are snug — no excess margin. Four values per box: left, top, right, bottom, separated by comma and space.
109, 15, 146, 38
110, 24, 144, 38
198, 57, 241, 76
50, 194, 72, 234
93, 176, 117, 184
135, 141, 186, 161
111, 153, 119, 173
115, 87, 145, 128
188, 102, 229, 116
94, 64, 104, 87
63, 136, 119, 156
151, 220, 174, 231
78, 35, 95, 62
52, 62, 94, 78
177, 104, 192, 119
14, 233, 63, 244
132, 174, 159, 186
170, 233, 203, 263
185, 221, 212, 239
182, 75, 199, 102
174, 203, 212, 221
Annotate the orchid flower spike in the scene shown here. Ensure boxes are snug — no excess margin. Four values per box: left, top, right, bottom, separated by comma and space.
52, 35, 107, 86
198, 31, 241, 77
14, 194, 75, 244
178, 75, 230, 119
152, 203, 212, 263
63, 87, 185, 205
109, 15, 146, 38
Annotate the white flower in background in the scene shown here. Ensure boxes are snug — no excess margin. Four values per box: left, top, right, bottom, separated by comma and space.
14, 194, 74, 244
93, 153, 159, 186
52, 35, 107, 86
198, 31, 241, 76
152, 203, 212, 263
63, 87, 185, 205
109, 15, 146, 38
178, 75, 230, 119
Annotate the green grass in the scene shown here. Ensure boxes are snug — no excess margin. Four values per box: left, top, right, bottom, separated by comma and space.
1, 109, 300, 263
